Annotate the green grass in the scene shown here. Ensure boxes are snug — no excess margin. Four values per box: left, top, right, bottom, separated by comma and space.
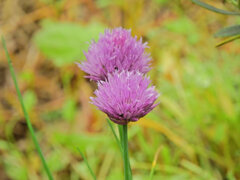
1, 37, 54, 180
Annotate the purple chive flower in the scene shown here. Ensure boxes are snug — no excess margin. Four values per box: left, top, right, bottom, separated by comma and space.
90, 71, 159, 125
78, 27, 151, 81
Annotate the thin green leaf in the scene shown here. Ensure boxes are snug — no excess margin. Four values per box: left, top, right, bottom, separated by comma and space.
76, 148, 96, 180
239, 0, 240, 9
192, 0, 240, 15
214, 25, 240, 37
118, 125, 124, 147
149, 147, 161, 180
1, 36, 54, 180
216, 34, 240, 47
107, 119, 123, 153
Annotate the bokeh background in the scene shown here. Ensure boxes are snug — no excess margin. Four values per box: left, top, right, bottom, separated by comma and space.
0, 0, 240, 179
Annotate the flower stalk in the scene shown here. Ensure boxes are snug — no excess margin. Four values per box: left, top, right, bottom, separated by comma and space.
122, 124, 131, 180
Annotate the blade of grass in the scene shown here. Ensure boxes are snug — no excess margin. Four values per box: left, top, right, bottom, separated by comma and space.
107, 119, 123, 153
149, 147, 161, 180
214, 25, 240, 38
192, 0, 240, 15
216, 34, 240, 47
1, 36, 54, 180
77, 147, 96, 180
118, 124, 124, 146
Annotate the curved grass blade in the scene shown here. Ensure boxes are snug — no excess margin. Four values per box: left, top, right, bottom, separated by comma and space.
214, 25, 240, 37
77, 147, 96, 180
216, 34, 240, 47
192, 0, 240, 15
107, 119, 123, 153
1, 36, 54, 180
118, 124, 124, 146
149, 147, 161, 180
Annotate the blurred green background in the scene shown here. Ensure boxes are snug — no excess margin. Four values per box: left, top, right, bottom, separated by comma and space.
0, 0, 240, 179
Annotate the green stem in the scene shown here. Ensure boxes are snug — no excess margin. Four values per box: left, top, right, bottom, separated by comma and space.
118, 124, 132, 179
122, 124, 131, 180
1, 37, 54, 180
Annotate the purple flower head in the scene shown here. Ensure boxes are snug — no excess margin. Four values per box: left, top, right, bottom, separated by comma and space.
78, 27, 151, 81
91, 71, 159, 125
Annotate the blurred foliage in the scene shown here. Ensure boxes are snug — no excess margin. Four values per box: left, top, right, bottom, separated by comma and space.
34, 20, 105, 66
1, 0, 240, 179
163, 16, 199, 44
192, 0, 240, 46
